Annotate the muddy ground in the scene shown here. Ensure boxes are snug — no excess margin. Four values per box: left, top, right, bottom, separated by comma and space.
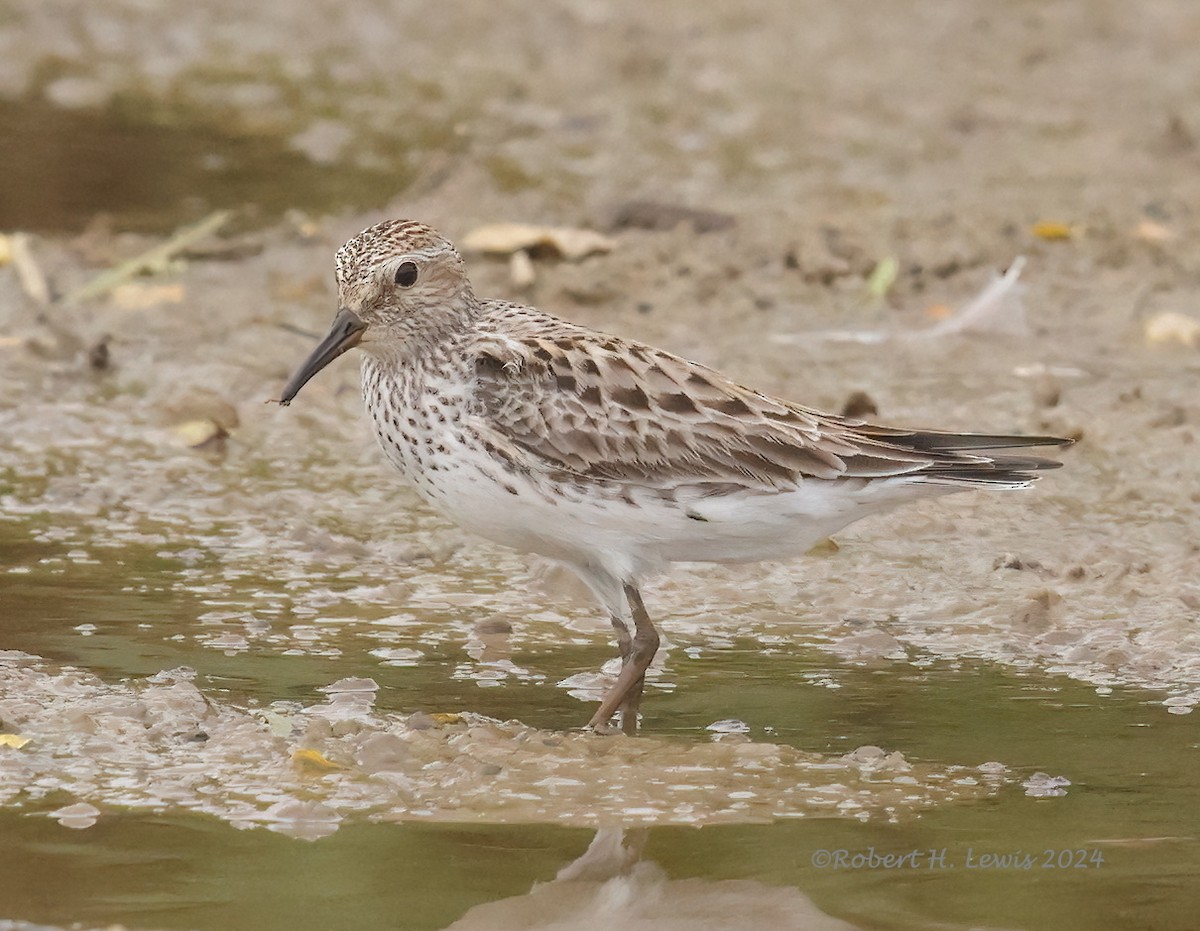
0, 0, 1199, 849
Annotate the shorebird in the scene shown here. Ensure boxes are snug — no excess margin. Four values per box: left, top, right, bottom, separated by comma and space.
280, 219, 1069, 734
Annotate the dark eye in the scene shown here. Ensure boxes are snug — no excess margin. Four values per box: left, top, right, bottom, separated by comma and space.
394, 261, 419, 288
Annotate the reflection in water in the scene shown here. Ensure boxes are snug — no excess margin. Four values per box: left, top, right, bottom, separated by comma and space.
2, 571, 1199, 930
448, 827, 861, 931
2, 526, 1198, 929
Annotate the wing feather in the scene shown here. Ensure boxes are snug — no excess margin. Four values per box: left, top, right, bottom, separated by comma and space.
470, 307, 1068, 492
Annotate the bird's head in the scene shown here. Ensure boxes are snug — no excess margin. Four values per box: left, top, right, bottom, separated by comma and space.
279, 219, 472, 405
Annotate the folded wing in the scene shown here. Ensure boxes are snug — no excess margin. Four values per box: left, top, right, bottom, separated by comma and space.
471, 311, 1069, 493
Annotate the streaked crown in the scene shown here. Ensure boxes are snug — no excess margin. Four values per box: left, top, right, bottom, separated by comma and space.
335, 219, 461, 289
333, 219, 474, 333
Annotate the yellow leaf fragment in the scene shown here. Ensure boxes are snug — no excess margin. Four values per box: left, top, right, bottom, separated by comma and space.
10, 233, 51, 305
0, 734, 31, 749
865, 256, 898, 298
1031, 221, 1074, 241
173, 418, 229, 449
1144, 311, 1200, 348
429, 713, 463, 725
162, 391, 240, 433
292, 748, 344, 771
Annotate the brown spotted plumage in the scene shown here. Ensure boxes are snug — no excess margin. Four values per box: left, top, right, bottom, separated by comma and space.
281, 219, 1071, 734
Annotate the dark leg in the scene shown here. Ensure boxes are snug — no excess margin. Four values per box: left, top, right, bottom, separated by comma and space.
608, 613, 641, 734
615, 586, 652, 734
586, 583, 660, 733
610, 614, 632, 663
617, 678, 643, 735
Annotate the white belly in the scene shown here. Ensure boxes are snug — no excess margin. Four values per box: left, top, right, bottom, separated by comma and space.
360, 358, 955, 584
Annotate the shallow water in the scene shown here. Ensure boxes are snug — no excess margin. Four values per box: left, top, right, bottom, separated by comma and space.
1, 520, 1197, 930
3, 3, 1200, 925
0, 98, 406, 233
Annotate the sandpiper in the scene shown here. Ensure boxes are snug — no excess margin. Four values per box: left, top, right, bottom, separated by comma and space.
281, 219, 1069, 734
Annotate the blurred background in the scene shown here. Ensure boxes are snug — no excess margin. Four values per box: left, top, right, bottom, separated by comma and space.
1, 2, 1199, 930
1, 1, 1196, 241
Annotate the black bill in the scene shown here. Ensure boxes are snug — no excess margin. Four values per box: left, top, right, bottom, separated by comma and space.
279, 308, 367, 405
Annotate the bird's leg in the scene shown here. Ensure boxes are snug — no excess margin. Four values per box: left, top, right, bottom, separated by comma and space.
615, 585, 654, 734
617, 675, 644, 736
610, 613, 632, 664
587, 583, 660, 734
608, 611, 640, 734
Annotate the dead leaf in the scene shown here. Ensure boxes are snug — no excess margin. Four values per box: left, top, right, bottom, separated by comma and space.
10, 233, 51, 305
162, 390, 240, 432
461, 223, 615, 261
111, 282, 186, 310
0, 734, 31, 749
173, 419, 229, 449
1134, 219, 1173, 243
509, 249, 536, 288
865, 256, 898, 298
292, 748, 344, 772
429, 713, 464, 725
805, 539, 841, 557
1031, 221, 1075, 241
1144, 311, 1200, 348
